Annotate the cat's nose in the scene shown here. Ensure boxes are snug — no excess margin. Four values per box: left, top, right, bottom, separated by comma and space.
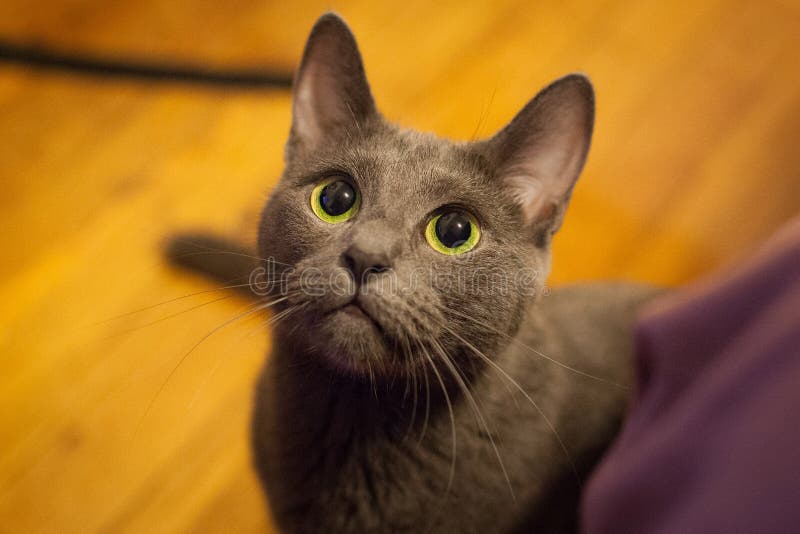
342, 244, 391, 280
342, 223, 395, 280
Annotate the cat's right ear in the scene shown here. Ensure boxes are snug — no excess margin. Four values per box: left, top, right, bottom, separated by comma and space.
287, 13, 377, 158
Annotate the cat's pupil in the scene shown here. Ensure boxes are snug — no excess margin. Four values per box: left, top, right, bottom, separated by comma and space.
436, 212, 471, 248
320, 180, 356, 216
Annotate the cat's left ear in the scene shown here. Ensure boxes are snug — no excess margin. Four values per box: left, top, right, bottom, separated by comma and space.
288, 13, 377, 157
484, 74, 594, 236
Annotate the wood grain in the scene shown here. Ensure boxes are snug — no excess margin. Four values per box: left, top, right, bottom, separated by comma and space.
0, 1, 797, 532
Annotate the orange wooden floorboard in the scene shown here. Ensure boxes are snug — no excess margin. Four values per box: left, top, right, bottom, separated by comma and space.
0, 1, 797, 532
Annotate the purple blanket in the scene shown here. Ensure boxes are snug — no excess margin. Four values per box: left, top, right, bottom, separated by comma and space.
582, 218, 800, 534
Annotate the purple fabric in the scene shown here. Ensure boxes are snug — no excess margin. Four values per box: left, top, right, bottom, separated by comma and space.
582, 218, 800, 534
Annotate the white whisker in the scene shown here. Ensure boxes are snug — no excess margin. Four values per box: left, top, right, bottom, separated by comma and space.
428, 335, 516, 501
415, 339, 457, 498
444, 307, 626, 390
132, 295, 292, 447
432, 313, 580, 487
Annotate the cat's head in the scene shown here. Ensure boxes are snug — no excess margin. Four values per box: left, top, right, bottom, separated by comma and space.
258, 13, 593, 378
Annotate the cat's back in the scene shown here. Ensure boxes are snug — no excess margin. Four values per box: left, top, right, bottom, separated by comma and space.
517, 281, 661, 434
527, 282, 661, 373
539, 282, 661, 344
510, 282, 661, 416
507, 281, 662, 420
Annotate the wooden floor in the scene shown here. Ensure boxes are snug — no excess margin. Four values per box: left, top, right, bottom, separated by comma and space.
0, 1, 797, 532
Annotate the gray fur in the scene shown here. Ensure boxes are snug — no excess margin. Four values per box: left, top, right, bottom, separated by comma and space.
169, 13, 659, 533
252, 284, 654, 533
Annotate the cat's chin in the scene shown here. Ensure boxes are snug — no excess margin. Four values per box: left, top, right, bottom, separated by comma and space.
312, 304, 396, 376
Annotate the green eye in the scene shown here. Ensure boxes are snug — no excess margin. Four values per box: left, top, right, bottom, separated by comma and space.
310, 177, 360, 223
425, 211, 480, 255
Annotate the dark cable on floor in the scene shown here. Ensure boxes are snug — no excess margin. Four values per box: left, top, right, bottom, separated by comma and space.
0, 39, 294, 89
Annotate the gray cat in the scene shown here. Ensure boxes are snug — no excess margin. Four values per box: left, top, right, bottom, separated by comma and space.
168, 13, 658, 533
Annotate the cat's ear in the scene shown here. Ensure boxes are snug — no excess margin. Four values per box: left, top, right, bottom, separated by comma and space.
288, 13, 377, 156
485, 74, 594, 235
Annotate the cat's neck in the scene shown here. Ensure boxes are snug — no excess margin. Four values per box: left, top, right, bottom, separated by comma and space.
270, 333, 470, 440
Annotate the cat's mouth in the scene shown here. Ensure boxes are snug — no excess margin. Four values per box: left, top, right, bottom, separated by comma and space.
314, 296, 396, 374
328, 298, 386, 336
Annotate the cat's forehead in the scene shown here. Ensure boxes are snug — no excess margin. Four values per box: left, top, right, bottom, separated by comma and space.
351, 128, 498, 207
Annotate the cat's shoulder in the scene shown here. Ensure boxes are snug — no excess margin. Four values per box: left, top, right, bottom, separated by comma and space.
534, 281, 663, 339
541, 281, 663, 317
513, 282, 665, 376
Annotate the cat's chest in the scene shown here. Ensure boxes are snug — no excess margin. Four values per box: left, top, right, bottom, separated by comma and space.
278, 386, 556, 533
259, 349, 581, 533
293, 426, 519, 533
